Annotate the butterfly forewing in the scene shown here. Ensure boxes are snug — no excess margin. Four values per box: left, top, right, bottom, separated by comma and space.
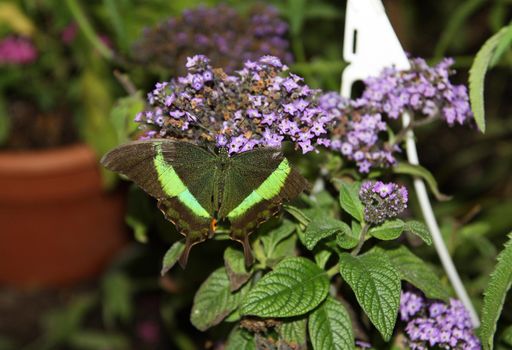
221, 148, 309, 264
218, 148, 283, 218
158, 140, 219, 215
101, 139, 218, 266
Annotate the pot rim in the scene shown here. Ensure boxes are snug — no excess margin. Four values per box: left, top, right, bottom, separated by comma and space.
0, 143, 99, 175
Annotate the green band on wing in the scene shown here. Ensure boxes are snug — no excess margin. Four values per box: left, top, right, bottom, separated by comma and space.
154, 144, 210, 218
227, 158, 291, 219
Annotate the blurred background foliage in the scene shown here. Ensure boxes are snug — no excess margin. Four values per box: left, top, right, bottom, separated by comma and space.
0, 0, 511, 349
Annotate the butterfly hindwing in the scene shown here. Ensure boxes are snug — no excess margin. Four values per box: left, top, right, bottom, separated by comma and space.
222, 149, 309, 264
101, 139, 217, 266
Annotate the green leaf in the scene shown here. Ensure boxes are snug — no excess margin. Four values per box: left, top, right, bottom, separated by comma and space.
261, 220, 296, 259
278, 318, 307, 350
490, 24, 512, 66
501, 325, 512, 346
315, 250, 332, 269
469, 25, 512, 133
336, 222, 359, 249
0, 336, 16, 350
270, 234, 297, 262
225, 327, 255, 350
125, 215, 148, 243
404, 220, 433, 245
68, 331, 129, 350
224, 246, 252, 291
101, 272, 133, 327
339, 182, 364, 222
368, 219, 404, 241
309, 296, 355, 350
378, 246, 450, 301
479, 232, 512, 350
109, 92, 145, 144
304, 217, 349, 250
161, 240, 186, 275
433, 0, 486, 59
393, 162, 450, 201
42, 294, 97, 347
240, 257, 329, 318
284, 205, 311, 226
0, 96, 9, 146
286, 0, 306, 35
190, 267, 248, 331
339, 251, 401, 340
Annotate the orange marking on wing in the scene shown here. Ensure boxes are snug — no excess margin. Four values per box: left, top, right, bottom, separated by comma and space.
210, 218, 217, 232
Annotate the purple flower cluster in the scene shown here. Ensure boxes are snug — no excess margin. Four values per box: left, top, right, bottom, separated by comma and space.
363, 57, 472, 126
133, 4, 291, 75
400, 291, 481, 350
0, 36, 37, 65
359, 181, 408, 224
318, 93, 398, 172
318, 58, 472, 172
136, 55, 332, 154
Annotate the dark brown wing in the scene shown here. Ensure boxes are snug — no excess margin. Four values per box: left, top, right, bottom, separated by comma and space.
101, 139, 217, 267
221, 148, 309, 265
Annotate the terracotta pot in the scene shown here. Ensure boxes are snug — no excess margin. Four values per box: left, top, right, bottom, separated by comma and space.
0, 144, 127, 288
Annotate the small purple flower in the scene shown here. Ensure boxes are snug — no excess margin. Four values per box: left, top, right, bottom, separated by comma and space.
359, 181, 408, 224
400, 291, 481, 350
355, 340, 372, 349
362, 57, 473, 125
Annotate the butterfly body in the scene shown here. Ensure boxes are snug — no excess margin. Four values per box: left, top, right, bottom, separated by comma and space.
101, 139, 308, 267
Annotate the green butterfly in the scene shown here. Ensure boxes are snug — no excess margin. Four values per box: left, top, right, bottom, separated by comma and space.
101, 139, 308, 267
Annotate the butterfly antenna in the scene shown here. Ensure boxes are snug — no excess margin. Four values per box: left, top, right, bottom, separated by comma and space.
194, 121, 215, 135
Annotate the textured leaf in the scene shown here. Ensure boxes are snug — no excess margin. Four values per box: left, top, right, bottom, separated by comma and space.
284, 204, 312, 226
240, 257, 329, 318
267, 234, 298, 268
469, 25, 512, 133
378, 246, 450, 301
339, 251, 401, 340
393, 162, 450, 201
278, 318, 307, 350
261, 220, 297, 259
191, 267, 248, 331
225, 327, 256, 350
304, 217, 348, 250
369, 219, 404, 241
339, 182, 364, 222
309, 296, 355, 350
336, 221, 359, 249
404, 220, 433, 245
161, 240, 186, 275
224, 246, 252, 291
479, 233, 512, 350
315, 250, 332, 269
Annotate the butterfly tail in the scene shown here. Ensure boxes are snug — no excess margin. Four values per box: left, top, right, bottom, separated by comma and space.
242, 235, 254, 267
178, 237, 193, 268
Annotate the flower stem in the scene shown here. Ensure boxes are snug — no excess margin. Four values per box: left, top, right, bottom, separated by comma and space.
66, 0, 114, 61
326, 264, 339, 278
351, 224, 369, 256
